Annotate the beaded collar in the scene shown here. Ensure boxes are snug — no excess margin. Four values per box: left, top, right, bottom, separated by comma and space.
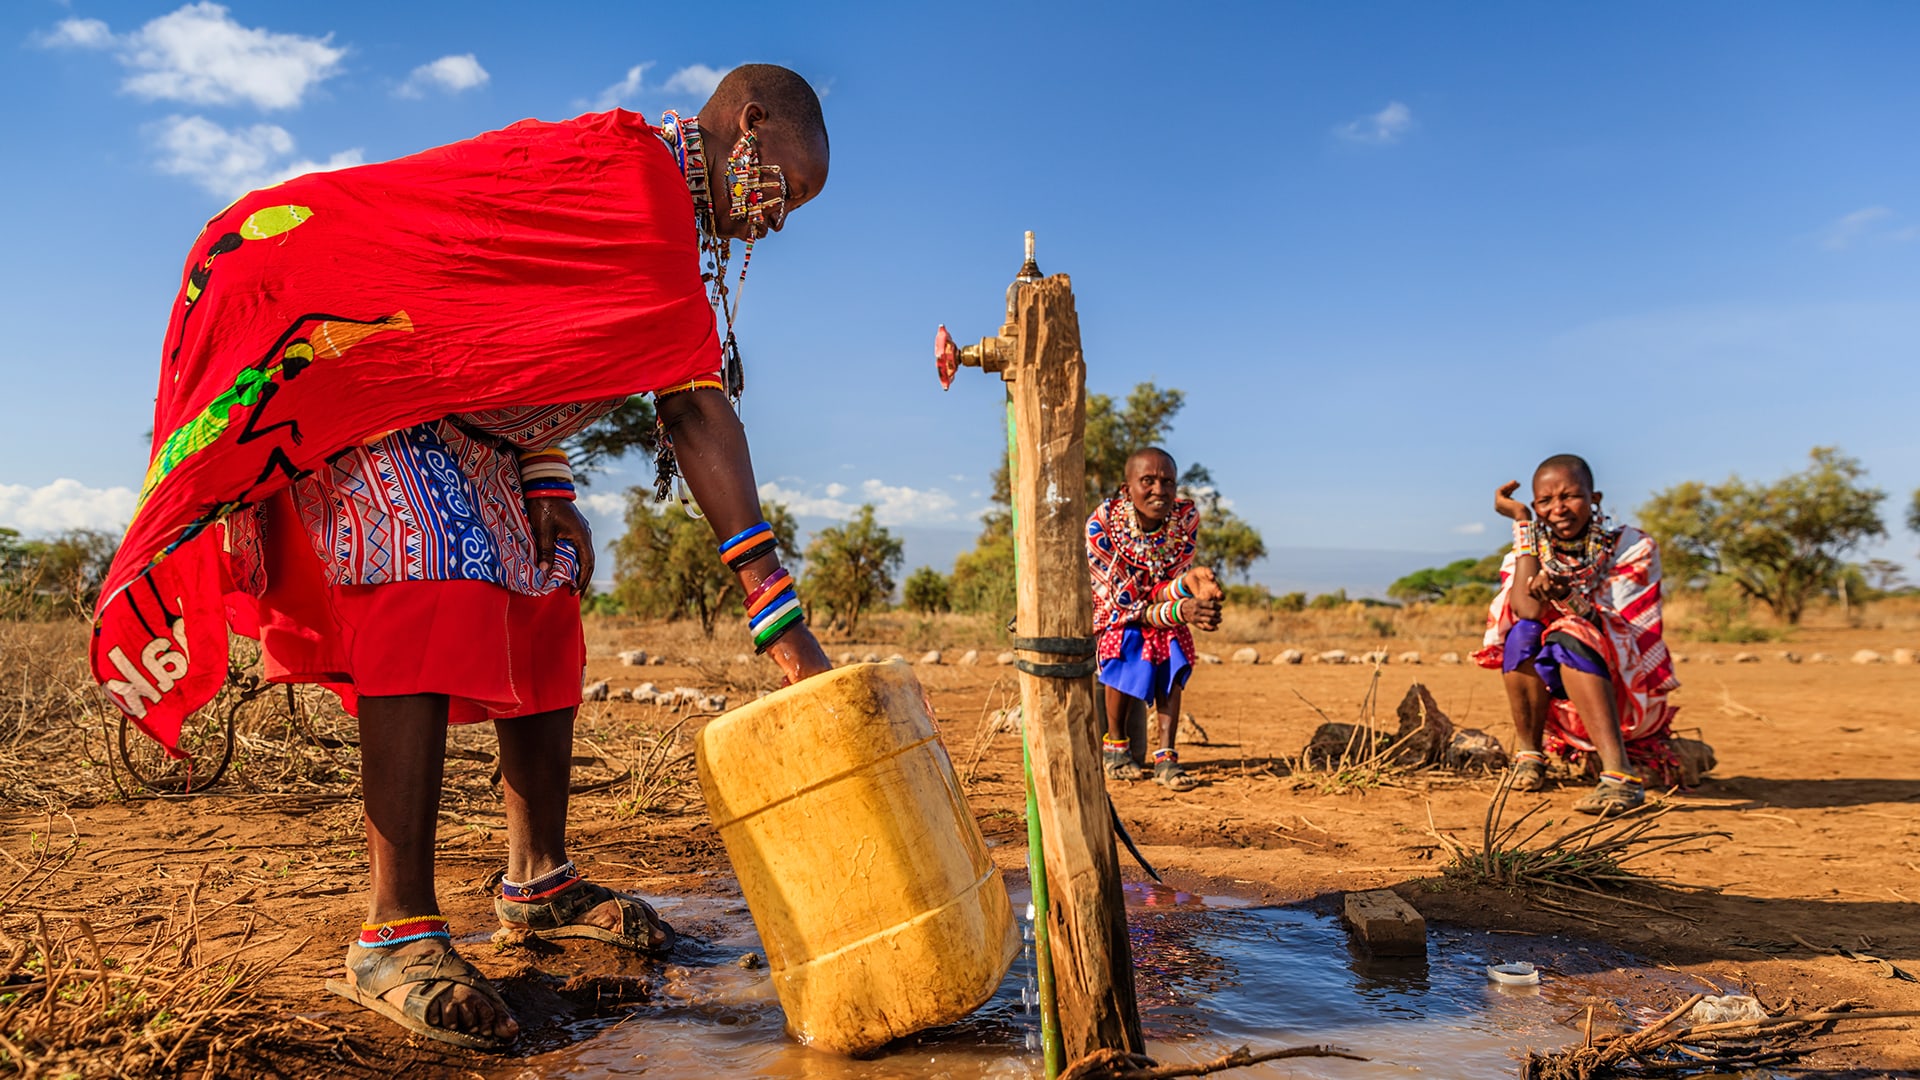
1107, 494, 1184, 582
1531, 514, 1619, 613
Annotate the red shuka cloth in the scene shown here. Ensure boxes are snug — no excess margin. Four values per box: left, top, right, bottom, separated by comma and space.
92, 110, 719, 753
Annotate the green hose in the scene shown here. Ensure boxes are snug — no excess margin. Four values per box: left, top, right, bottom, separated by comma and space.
1025, 738, 1065, 1077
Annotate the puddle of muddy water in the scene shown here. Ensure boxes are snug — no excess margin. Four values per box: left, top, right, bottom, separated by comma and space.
496, 883, 1727, 1079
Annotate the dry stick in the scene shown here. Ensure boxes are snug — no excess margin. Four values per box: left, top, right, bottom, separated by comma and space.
1068, 1044, 1368, 1080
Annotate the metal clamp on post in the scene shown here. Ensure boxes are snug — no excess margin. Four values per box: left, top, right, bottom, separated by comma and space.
1013, 635, 1098, 679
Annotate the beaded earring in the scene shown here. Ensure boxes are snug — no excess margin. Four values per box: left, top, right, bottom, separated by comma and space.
724, 129, 789, 237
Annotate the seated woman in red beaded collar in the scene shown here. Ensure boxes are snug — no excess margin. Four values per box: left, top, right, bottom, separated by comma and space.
1474, 454, 1682, 815
1085, 448, 1223, 790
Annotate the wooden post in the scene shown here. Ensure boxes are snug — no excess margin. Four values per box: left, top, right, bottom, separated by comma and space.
1006, 273, 1146, 1059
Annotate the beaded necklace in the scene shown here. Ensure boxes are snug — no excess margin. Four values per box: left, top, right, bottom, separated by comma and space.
1530, 513, 1618, 616
1109, 494, 1182, 582
654, 111, 755, 506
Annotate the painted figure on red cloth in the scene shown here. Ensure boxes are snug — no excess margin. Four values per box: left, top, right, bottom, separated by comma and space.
1473, 454, 1682, 816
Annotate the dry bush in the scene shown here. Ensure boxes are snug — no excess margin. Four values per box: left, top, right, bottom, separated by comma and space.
1214, 602, 1484, 653
0, 622, 121, 810
0, 830, 356, 1078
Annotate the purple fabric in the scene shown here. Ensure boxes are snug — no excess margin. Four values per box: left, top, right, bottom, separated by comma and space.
1503, 618, 1607, 700
1098, 626, 1192, 702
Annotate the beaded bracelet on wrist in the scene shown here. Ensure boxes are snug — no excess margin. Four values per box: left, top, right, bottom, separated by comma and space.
1511, 518, 1540, 559
719, 522, 778, 572
520, 447, 577, 501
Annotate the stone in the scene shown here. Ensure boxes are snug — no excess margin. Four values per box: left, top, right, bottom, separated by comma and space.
673, 686, 705, 702
1396, 651, 1422, 665
1197, 652, 1223, 665
735, 952, 764, 970
1315, 649, 1348, 665
1810, 652, 1834, 663
862, 652, 882, 664
1231, 647, 1260, 664
885, 653, 906, 663
1671, 737, 1717, 786
958, 650, 979, 666
1274, 649, 1304, 665
1698, 654, 1724, 664
919, 650, 943, 665
1437, 652, 1462, 665
996, 651, 1017, 666
703, 694, 729, 712
634, 682, 660, 698
617, 649, 648, 666
1445, 728, 1508, 772
647, 655, 666, 666
582, 680, 610, 702
1894, 648, 1916, 665
837, 652, 856, 666
986, 705, 1023, 734
1361, 650, 1389, 665
733, 653, 753, 665
1672, 652, 1689, 663
1389, 683, 1454, 767
1852, 649, 1885, 665
1301, 722, 1377, 767
630, 689, 659, 705
1342, 889, 1426, 957
1733, 652, 1760, 664
1778, 651, 1801, 663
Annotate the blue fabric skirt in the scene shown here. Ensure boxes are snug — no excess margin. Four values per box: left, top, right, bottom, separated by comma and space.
1098, 627, 1192, 702
1503, 618, 1608, 700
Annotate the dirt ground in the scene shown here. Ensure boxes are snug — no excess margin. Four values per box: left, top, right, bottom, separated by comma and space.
3, 616, 1917, 1077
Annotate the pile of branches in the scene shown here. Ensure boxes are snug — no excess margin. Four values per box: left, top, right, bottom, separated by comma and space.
1525, 993, 1920, 1078
1433, 773, 1728, 903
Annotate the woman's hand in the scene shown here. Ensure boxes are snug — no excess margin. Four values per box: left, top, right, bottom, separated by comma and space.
1186, 596, 1224, 632
527, 497, 594, 594
1495, 480, 1532, 522
1183, 566, 1225, 604
1526, 572, 1570, 603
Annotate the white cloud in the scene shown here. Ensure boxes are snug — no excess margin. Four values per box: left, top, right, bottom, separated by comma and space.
39, 3, 345, 111
589, 63, 652, 110
396, 53, 488, 98
758, 479, 969, 527
0, 479, 137, 534
1818, 206, 1919, 250
37, 17, 112, 48
1337, 101, 1413, 145
585, 61, 731, 111
661, 63, 729, 99
153, 114, 362, 197
1452, 522, 1488, 536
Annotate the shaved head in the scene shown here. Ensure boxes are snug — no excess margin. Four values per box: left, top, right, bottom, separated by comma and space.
1126, 446, 1176, 479
701, 64, 828, 150
1534, 453, 1595, 491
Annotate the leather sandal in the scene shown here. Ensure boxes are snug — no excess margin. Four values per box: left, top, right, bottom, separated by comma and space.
496, 878, 676, 956
1103, 739, 1146, 780
325, 938, 515, 1051
1152, 750, 1197, 792
1509, 751, 1550, 792
1572, 772, 1646, 816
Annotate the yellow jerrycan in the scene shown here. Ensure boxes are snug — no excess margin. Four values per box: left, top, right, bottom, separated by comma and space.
695, 660, 1018, 1055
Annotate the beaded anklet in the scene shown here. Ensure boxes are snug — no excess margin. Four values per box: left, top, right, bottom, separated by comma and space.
1101, 736, 1130, 752
501, 860, 581, 902
359, 915, 450, 947
1598, 769, 1643, 787
1513, 749, 1548, 764
1151, 748, 1179, 764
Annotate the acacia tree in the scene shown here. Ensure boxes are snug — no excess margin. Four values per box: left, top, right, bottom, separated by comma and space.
903, 566, 951, 614
612, 492, 799, 635
0, 528, 118, 619
1909, 488, 1920, 537
802, 505, 903, 636
1638, 447, 1886, 624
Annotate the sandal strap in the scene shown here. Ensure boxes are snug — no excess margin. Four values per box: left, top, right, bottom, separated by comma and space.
346, 939, 496, 1003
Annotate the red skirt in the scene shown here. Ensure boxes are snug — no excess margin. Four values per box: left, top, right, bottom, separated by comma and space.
238, 493, 584, 724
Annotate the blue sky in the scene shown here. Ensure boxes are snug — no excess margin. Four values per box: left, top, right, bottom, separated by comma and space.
4, 1, 1918, 594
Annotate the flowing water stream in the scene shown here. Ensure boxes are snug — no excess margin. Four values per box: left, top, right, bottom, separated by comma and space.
495, 881, 1739, 1079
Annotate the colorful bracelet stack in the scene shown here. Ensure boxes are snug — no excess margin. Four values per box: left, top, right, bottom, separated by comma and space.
1511, 518, 1540, 559
720, 522, 779, 572
720, 523, 805, 653
519, 447, 575, 500
359, 915, 450, 947
1144, 599, 1186, 627
501, 860, 582, 902
655, 374, 728, 399
1149, 574, 1196, 604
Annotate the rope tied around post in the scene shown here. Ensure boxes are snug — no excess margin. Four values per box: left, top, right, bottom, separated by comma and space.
1014, 635, 1099, 680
